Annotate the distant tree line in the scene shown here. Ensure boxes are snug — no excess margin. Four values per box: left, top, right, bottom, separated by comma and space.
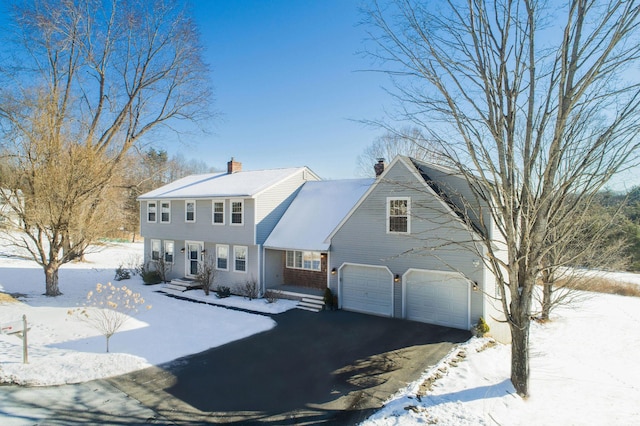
590, 187, 640, 271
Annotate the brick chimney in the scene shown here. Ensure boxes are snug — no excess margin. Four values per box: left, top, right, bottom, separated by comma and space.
227, 157, 242, 174
374, 158, 385, 177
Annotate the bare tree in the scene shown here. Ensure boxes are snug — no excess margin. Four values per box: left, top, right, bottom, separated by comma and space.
366, 0, 640, 396
538, 199, 629, 320
0, 0, 211, 296
356, 127, 446, 176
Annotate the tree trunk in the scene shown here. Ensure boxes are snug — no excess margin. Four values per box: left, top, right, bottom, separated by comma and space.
44, 263, 62, 296
510, 315, 531, 397
541, 271, 553, 321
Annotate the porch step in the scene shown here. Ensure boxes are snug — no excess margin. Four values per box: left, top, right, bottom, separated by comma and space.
296, 297, 325, 313
165, 278, 202, 292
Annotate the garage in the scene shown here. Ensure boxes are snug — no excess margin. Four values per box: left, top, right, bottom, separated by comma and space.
404, 269, 470, 330
340, 264, 393, 317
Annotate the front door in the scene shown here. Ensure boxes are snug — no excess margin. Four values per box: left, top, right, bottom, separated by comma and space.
185, 241, 203, 278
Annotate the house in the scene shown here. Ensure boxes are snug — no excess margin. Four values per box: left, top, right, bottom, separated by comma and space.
139, 156, 508, 341
138, 158, 320, 288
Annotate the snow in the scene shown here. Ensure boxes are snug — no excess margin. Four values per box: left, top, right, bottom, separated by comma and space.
137, 167, 309, 199
0, 242, 294, 386
2, 242, 640, 425
362, 291, 640, 425
264, 178, 374, 251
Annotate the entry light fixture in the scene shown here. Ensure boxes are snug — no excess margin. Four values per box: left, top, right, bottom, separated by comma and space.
331, 268, 337, 275
201, 249, 207, 255
473, 281, 479, 292
180, 247, 185, 253
394, 274, 400, 283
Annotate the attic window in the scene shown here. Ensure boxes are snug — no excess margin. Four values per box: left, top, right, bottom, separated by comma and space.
387, 197, 410, 234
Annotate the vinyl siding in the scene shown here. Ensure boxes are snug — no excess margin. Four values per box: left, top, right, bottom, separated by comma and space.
328, 159, 485, 323
255, 170, 315, 245
140, 198, 255, 245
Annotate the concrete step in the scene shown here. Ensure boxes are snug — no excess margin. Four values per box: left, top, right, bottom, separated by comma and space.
296, 304, 323, 313
164, 283, 189, 292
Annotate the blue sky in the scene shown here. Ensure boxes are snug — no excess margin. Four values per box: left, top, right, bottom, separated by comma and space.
181, 0, 391, 179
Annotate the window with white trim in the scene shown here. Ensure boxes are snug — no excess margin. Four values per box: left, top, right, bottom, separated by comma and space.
387, 197, 410, 234
185, 200, 196, 222
213, 201, 225, 225
286, 250, 321, 271
164, 240, 174, 263
216, 245, 228, 270
234, 246, 247, 272
160, 201, 171, 223
147, 202, 157, 223
151, 239, 161, 261
231, 200, 243, 225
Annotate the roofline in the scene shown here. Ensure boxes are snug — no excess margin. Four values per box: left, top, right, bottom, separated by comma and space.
325, 155, 483, 243
252, 167, 320, 198
136, 167, 319, 201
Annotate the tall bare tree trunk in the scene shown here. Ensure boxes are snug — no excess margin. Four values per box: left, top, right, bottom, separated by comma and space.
44, 262, 61, 296
510, 317, 531, 396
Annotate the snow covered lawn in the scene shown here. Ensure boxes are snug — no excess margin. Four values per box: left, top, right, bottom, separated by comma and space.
363, 289, 640, 425
2, 242, 640, 425
0, 242, 295, 386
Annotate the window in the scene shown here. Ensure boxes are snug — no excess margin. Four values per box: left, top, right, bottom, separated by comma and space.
160, 201, 171, 223
151, 239, 161, 261
147, 202, 157, 223
216, 245, 228, 270
234, 246, 247, 272
231, 200, 243, 225
286, 250, 321, 271
213, 201, 225, 225
185, 200, 196, 222
387, 197, 410, 234
164, 240, 174, 263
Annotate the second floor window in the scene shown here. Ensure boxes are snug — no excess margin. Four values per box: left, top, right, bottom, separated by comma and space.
185, 200, 196, 222
231, 200, 243, 225
387, 197, 410, 234
213, 201, 224, 224
161, 202, 171, 223
147, 202, 157, 222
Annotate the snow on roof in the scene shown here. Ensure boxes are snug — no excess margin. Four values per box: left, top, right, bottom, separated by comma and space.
264, 178, 375, 252
137, 167, 308, 199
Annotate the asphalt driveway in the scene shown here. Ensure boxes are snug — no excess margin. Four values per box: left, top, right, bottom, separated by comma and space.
109, 308, 470, 424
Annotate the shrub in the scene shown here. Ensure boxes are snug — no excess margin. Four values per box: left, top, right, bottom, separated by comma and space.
215, 285, 231, 298
475, 317, 490, 337
323, 288, 334, 310
264, 289, 282, 303
239, 278, 259, 300
195, 255, 216, 295
141, 269, 162, 285
114, 265, 131, 281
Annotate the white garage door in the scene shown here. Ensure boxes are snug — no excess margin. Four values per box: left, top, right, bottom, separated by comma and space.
340, 264, 393, 317
405, 270, 470, 330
